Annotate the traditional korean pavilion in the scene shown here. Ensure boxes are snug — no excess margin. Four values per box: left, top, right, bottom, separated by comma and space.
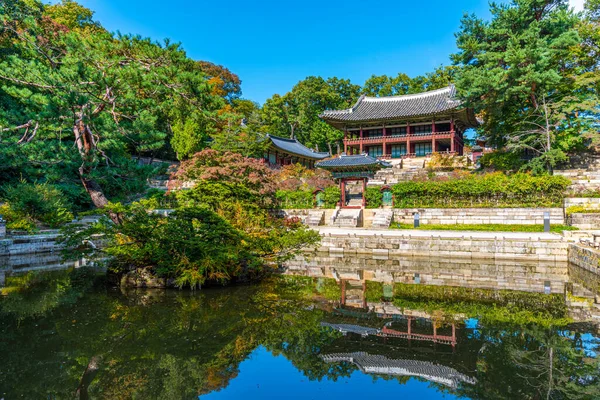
316, 154, 390, 208
320, 85, 478, 159
264, 134, 330, 168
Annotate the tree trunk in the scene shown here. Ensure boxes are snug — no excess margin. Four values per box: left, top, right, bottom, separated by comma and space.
75, 356, 101, 400
546, 347, 553, 400
74, 120, 121, 224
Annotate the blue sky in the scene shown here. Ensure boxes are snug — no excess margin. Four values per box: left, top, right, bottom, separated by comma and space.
48, 0, 585, 104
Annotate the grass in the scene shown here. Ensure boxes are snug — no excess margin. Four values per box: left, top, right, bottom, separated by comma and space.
391, 223, 577, 233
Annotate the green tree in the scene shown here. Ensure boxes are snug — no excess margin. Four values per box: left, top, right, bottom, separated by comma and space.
0, 1, 225, 218
452, 0, 598, 170
261, 76, 360, 152
361, 66, 457, 97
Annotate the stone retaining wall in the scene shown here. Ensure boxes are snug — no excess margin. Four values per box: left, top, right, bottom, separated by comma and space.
567, 213, 600, 229
568, 243, 600, 272
392, 208, 564, 225
0, 234, 63, 256
314, 232, 568, 263
564, 197, 600, 209
285, 251, 568, 293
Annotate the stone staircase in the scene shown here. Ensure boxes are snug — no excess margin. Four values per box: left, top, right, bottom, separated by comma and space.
331, 208, 363, 227
555, 169, 600, 192
344, 182, 364, 207
555, 153, 600, 193
373, 157, 429, 185
307, 210, 325, 226
371, 209, 394, 228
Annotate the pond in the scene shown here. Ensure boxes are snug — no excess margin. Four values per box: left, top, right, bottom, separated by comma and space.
0, 268, 599, 399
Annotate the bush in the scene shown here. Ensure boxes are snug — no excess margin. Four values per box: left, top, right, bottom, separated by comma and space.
365, 187, 382, 208
1, 182, 73, 230
391, 172, 570, 208
276, 190, 313, 209
274, 164, 335, 191
426, 152, 471, 170
322, 186, 341, 208
565, 206, 600, 215
479, 152, 524, 172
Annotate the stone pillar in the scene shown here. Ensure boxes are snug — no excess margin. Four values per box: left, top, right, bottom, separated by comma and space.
431, 120, 436, 153
340, 179, 346, 207
0, 216, 5, 238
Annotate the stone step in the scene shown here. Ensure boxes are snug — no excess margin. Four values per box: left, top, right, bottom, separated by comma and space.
332, 208, 363, 227
372, 209, 394, 229
307, 210, 325, 226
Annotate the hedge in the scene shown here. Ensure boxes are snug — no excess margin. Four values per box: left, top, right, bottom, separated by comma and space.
276, 186, 340, 209
365, 187, 382, 209
391, 172, 570, 208
276, 189, 313, 209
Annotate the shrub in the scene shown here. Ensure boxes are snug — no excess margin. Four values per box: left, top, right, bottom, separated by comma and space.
565, 206, 600, 215
62, 203, 321, 288
274, 164, 335, 191
1, 182, 73, 230
391, 172, 570, 208
276, 186, 342, 209
365, 187, 382, 208
276, 189, 313, 209
479, 152, 524, 172
426, 152, 471, 170
322, 186, 341, 208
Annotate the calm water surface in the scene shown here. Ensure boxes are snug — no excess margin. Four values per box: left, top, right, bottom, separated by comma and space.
0, 268, 599, 399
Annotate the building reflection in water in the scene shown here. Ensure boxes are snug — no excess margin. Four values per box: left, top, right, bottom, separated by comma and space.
318, 274, 477, 389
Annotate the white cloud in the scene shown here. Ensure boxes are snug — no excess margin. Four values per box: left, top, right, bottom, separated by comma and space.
569, 0, 585, 12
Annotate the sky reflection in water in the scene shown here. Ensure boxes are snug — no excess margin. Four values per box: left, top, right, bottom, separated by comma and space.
0, 268, 599, 399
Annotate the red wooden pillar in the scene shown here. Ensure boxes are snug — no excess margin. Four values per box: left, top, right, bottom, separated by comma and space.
341, 280, 346, 305
450, 118, 455, 153
451, 323, 456, 347
431, 120, 436, 153
359, 127, 364, 153
433, 322, 437, 342
344, 130, 348, 154
406, 122, 411, 155
362, 178, 367, 208
382, 125, 387, 157
362, 281, 367, 308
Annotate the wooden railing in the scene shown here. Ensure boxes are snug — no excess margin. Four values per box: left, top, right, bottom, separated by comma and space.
376, 150, 458, 161
344, 131, 455, 146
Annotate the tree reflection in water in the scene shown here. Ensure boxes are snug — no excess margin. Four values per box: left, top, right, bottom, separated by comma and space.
0, 269, 598, 399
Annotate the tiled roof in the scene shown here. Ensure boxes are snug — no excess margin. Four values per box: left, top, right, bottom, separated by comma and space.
321, 352, 477, 388
316, 154, 391, 169
267, 134, 330, 160
320, 85, 463, 122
